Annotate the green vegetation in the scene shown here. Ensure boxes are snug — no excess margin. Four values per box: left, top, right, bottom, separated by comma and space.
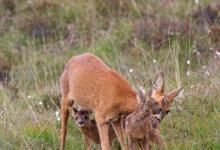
0, 0, 220, 149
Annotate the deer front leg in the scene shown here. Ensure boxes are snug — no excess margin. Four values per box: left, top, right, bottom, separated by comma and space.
83, 135, 93, 150
96, 113, 111, 150
97, 122, 110, 150
111, 118, 128, 150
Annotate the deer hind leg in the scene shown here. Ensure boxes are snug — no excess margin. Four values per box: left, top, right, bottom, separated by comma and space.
60, 96, 74, 150
111, 118, 128, 150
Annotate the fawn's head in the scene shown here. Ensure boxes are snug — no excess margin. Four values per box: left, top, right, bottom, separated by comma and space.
150, 72, 183, 121
69, 107, 92, 127
137, 87, 162, 115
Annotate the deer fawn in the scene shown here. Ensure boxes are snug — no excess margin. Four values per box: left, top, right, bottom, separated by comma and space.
68, 107, 116, 150
59, 53, 182, 150
125, 74, 183, 150
125, 88, 165, 150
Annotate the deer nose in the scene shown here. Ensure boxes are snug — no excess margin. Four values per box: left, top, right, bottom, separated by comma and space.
78, 121, 85, 126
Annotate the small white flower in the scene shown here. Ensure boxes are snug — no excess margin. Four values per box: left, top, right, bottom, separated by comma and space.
56, 117, 61, 121
186, 60, 190, 65
28, 95, 31, 99
205, 71, 210, 76
216, 51, 220, 56
39, 101, 43, 105
60, 41, 64, 46
129, 69, 133, 73
202, 66, 206, 69
153, 59, 157, 64
209, 47, 213, 50
190, 85, 194, 89
55, 111, 59, 117
186, 71, 190, 76
47, 105, 50, 108
194, 0, 199, 4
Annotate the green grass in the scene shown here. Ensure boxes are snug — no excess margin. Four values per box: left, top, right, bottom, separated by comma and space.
0, 0, 220, 149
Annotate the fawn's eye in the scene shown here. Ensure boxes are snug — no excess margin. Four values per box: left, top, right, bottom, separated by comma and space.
159, 108, 162, 112
84, 116, 88, 120
75, 117, 78, 120
166, 110, 170, 114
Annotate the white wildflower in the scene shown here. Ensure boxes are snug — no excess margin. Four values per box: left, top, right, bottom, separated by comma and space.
55, 111, 59, 117
27, 95, 31, 99
56, 117, 61, 121
38, 101, 43, 105
186, 71, 190, 76
55, 110, 60, 121
153, 59, 157, 64
186, 60, 190, 65
202, 66, 206, 69
194, 0, 199, 4
129, 68, 133, 73
205, 71, 210, 76
216, 51, 220, 57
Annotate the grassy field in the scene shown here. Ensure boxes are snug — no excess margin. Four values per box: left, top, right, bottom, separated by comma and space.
0, 0, 220, 149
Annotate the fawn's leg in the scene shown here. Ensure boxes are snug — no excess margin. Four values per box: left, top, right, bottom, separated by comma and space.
128, 136, 138, 150
149, 129, 166, 149
83, 135, 93, 150
111, 118, 128, 150
96, 114, 111, 150
140, 137, 151, 150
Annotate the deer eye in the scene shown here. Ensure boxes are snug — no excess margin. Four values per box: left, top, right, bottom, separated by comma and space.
84, 116, 88, 120
166, 110, 170, 114
75, 117, 78, 120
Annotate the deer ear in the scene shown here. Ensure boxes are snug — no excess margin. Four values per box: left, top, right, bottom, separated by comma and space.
137, 86, 146, 102
167, 87, 184, 103
152, 72, 165, 94
73, 108, 78, 115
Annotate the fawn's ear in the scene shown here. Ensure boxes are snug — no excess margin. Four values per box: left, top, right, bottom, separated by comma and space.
152, 72, 165, 94
167, 87, 184, 103
137, 86, 146, 102
68, 106, 76, 115
72, 108, 78, 115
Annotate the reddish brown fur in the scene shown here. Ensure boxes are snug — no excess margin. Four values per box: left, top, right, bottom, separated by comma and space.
69, 107, 116, 150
